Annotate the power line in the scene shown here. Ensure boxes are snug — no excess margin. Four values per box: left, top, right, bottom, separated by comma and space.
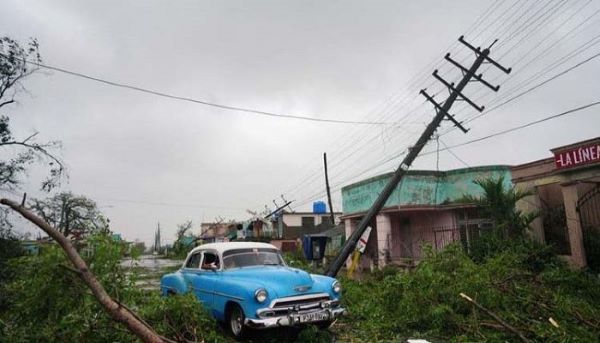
95, 197, 246, 211
265, 1, 596, 210
0, 53, 388, 125
433, 99, 600, 153
260, 0, 513, 205
463, 50, 600, 125
294, 99, 600, 209
439, 138, 470, 167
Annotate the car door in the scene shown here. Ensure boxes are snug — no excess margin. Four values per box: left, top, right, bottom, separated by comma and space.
183, 251, 219, 309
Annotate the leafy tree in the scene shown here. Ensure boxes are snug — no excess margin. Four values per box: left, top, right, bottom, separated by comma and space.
0, 235, 228, 343
462, 176, 538, 237
29, 192, 109, 238
0, 224, 23, 312
461, 176, 539, 262
0, 36, 64, 193
130, 240, 147, 256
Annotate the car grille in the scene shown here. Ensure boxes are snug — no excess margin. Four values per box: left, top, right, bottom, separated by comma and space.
271, 293, 331, 309
257, 293, 339, 318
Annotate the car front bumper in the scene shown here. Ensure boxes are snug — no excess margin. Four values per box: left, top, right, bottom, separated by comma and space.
244, 307, 346, 329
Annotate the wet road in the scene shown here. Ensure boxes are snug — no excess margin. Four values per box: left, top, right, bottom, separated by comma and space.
121, 255, 183, 290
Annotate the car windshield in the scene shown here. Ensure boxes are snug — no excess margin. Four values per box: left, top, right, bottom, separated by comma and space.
222, 248, 285, 269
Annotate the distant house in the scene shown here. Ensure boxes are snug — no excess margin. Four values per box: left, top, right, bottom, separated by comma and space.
199, 222, 237, 242
275, 211, 343, 240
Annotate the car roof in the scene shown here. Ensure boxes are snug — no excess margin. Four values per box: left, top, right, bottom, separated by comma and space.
188, 241, 278, 255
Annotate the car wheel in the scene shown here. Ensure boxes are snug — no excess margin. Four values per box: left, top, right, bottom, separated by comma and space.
227, 303, 246, 339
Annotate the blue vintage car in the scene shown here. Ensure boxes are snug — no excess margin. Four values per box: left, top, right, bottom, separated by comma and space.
160, 242, 345, 338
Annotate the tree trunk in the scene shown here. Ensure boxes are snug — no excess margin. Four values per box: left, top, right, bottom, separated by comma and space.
1, 198, 168, 343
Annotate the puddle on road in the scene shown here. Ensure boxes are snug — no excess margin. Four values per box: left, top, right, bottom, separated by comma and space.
121, 255, 183, 291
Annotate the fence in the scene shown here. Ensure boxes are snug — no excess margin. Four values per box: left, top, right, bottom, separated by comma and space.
389, 225, 461, 261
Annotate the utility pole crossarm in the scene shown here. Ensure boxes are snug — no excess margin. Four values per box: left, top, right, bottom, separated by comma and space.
445, 54, 500, 92
420, 89, 469, 133
458, 35, 512, 74
433, 70, 485, 112
324, 36, 511, 278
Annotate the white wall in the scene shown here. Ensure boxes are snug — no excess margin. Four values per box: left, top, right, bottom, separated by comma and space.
282, 213, 341, 227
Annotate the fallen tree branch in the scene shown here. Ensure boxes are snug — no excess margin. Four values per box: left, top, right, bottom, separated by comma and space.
0, 198, 167, 343
460, 292, 530, 343
574, 310, 599, 329
59, 263, 82, 275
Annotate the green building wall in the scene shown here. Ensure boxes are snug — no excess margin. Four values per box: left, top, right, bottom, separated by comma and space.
341, 165, 513, 215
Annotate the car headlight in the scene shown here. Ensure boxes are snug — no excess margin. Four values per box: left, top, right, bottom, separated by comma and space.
332, 281, 341, 294
254, 288, 268, 303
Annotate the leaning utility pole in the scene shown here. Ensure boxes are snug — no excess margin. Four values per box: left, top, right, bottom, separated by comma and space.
325, 36, 511, 277
323, 153, 336, 227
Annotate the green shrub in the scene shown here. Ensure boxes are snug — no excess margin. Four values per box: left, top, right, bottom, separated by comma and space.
338, 241, 600, 342
0, 234, 227, 343
138, 293, 227, 343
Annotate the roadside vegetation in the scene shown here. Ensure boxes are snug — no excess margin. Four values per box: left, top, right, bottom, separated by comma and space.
335, 177, 600, 342
1, 36, 598, 342
337, 241, 600, 342
0, 234, 228, 343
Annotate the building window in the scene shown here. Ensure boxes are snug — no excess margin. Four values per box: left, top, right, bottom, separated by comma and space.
321, 216, 333, 227
302, 216, 315, 228
457, 209, 493, 252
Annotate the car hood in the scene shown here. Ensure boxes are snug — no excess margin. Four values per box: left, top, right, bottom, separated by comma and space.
225, 266, 319, 298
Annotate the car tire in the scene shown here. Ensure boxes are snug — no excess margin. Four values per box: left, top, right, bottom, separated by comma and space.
227, 303, 246, 339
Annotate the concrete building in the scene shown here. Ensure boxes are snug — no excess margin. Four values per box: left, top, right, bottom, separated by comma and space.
341, 165, 512, 268
199, 222, 237, 242
512, 136, 600, 268
340, 136, 600, 270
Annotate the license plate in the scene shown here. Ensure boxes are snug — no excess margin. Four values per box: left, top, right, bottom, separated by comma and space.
296, 310, 330, 323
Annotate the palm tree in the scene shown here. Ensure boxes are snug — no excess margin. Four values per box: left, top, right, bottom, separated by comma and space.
463, 176, 538, 237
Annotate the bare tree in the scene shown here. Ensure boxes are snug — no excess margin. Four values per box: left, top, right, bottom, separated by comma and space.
29, 192, 109, 238
0, 36, 64, 192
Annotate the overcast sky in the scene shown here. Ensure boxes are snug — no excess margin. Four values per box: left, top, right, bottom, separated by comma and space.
1, 0, 599, 246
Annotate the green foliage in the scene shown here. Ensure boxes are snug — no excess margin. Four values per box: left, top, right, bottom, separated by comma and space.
461, 176, 542, 263
462, 176, 538, 237
337, 241, 600, 342
295, 325, 333, 343
130, 240, 147, 257
283, 248, 324, 274
169, 220, 197, 259
0, 234, 227, 343
139, 293, 227, 343
0, 226, 23, 313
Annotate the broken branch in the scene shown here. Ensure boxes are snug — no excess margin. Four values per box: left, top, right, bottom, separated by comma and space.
460, 292, 530, 343
0, 198, 167, 343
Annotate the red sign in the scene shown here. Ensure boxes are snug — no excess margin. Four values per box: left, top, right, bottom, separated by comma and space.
554, 143, 600, 170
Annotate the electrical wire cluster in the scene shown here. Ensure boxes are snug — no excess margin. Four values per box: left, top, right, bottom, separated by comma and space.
262, 0, 600, 214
